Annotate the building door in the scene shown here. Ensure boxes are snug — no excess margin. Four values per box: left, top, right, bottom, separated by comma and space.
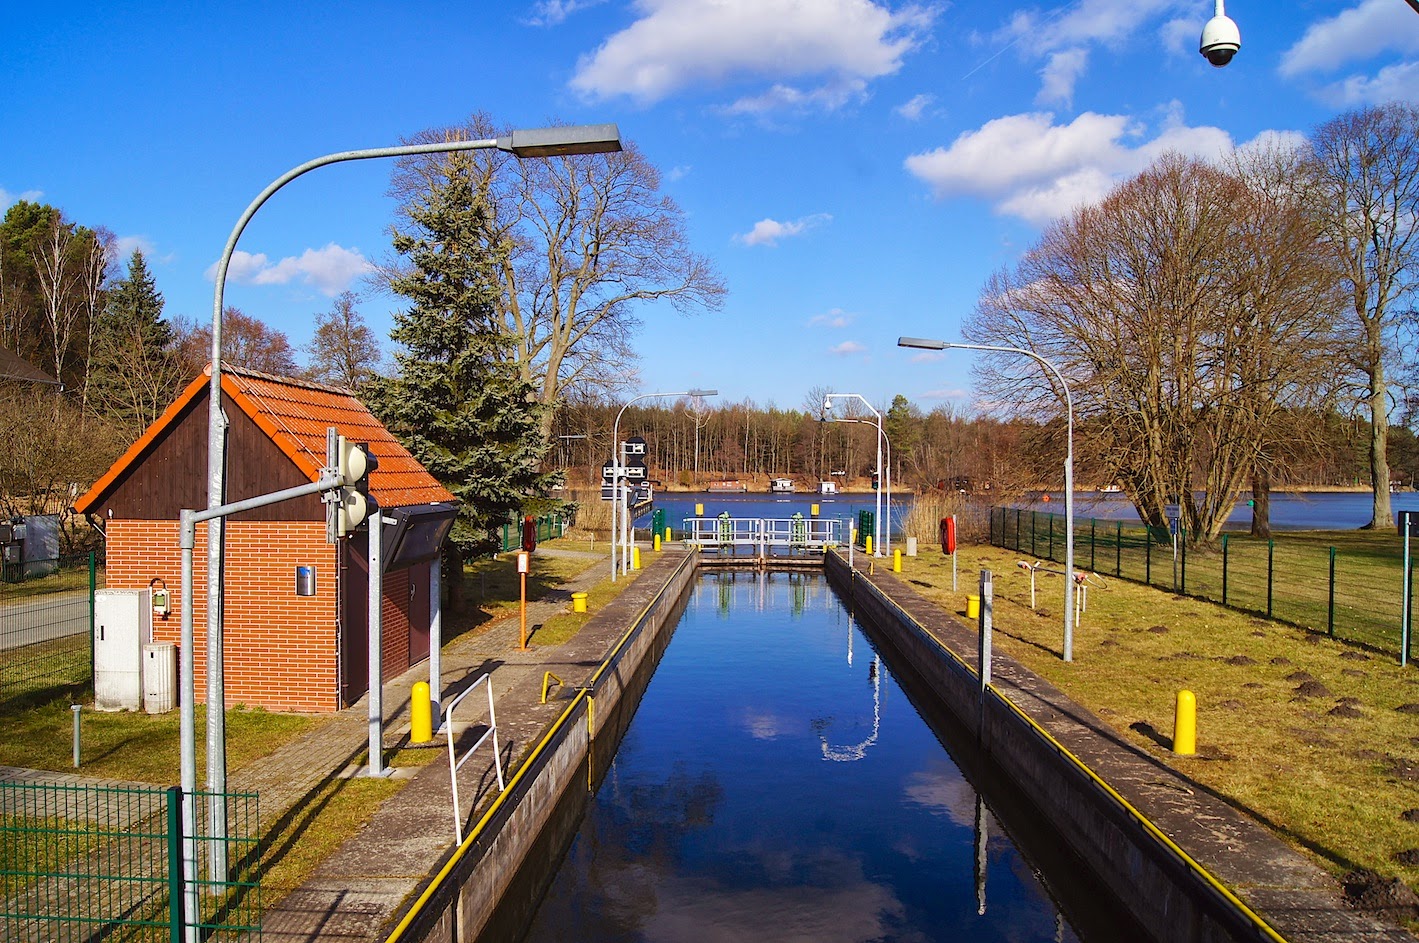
407, 560, 431, 665
339, 542, 368, 707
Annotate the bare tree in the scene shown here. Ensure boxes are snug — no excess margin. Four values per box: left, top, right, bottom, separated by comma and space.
32, 213, 83, 387
304, 291, 382, 390
968, 153, 1341, 542
174, 308, 298, 377
386, 116, 726, 433
1308, 103, 1419, 529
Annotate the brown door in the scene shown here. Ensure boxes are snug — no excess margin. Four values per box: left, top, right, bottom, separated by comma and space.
407, 560, 431, 665
340, 540, 369, 707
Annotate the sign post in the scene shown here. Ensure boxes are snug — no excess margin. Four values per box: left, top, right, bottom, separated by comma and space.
518, 550, 530, 651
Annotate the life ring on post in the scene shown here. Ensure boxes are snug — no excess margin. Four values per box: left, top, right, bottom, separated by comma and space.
939, 516, 957, 555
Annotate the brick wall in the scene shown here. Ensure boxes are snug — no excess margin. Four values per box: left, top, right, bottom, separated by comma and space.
107, 520, 352, 713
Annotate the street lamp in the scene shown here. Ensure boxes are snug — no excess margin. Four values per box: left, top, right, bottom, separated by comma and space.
196, 124, 622, 883
823, 415, 892, 556
823, 393, 884, 556
611, 388, 717, 579
898, 336, 1077, 662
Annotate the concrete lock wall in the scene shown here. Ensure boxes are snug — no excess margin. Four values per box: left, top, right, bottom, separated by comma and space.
399, 550, 700, 943
824, 552, 1263, 943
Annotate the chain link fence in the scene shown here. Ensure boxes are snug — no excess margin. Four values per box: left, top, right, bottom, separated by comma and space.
1, 778, 260, 942
1, 552, 98, 710
990, 506, 1415, 661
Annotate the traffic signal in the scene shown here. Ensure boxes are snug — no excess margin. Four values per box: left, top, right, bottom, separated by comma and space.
871, 472, 880, 491
521, 515, 538, 553
336, 436, 378, 536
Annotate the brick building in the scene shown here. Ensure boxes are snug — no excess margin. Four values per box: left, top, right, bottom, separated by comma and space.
74, 365, 457, 713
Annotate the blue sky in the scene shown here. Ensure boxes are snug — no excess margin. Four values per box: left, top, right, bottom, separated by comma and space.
5, 1, 1418, 414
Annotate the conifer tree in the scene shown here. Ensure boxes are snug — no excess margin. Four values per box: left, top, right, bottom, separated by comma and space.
367, 154, 558, 564
90, 249, 182, 432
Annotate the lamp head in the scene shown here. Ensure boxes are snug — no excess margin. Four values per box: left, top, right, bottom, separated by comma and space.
688, 388, 718, 398
496, 124, 623, 158
897, 336, 947, 351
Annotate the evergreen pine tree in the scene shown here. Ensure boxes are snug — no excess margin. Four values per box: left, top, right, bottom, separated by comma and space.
90, 249, 181, 432
367, 155, 557, 563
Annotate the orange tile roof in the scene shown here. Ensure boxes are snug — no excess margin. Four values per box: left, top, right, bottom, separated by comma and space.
75, 364, 454, 513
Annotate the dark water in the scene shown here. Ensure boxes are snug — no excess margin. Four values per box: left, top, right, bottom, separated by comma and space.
517, 573, 1124, 943
1021, 490, 1419, 531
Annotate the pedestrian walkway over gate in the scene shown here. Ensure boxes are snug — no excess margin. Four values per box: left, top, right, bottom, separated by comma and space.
681, 515, 841, 556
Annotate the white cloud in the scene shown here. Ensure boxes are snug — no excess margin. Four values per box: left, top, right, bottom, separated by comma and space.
526, 0, 606, 27
894, 93, 935, 121
569, 0, 937, 108
831, 340, 867, 355
1280, 0, 1419, 78
721, 79, 867, 116
809, 309, 852, 328
1158, 17, 1196, 57
904, 107, 1257, 225
1316, 60, 1419, 106
207, 243, 372, 296
114, 235, 157, 261
666, 164, 692, 182
0, 186, 44, 209
1036, 48, 1088, 107
735, 213, 831, 247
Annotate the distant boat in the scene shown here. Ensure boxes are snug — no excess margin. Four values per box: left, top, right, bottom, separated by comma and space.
708, 480, 748, 493
769, 478, 795, 493
1098, 484, 1123, 494
818, 481, 837, 495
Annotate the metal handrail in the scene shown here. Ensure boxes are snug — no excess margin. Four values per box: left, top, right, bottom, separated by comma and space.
681, 516, 842, 551
444, 673, 505, 845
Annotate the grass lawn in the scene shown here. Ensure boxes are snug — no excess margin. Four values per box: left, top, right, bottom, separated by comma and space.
898, 541, 1419, 907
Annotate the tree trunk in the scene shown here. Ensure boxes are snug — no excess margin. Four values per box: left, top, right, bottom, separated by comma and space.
1366, 360, 1395, 529
1249, 462, 1271, 539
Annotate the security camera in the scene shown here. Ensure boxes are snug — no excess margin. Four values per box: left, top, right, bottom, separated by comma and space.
1199, 8, 1240, 68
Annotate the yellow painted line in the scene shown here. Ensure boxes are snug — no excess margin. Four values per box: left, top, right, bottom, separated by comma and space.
385, 549, 698, 943
851, 570, 1290, 943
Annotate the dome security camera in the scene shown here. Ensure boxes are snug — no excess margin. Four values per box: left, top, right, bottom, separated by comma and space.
1199, 6, 1240, 68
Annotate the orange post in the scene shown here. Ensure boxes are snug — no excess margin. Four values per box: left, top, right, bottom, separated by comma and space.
518, 551, 530, 650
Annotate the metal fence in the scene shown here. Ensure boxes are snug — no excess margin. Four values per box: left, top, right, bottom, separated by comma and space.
990, 506, 1415, 661
1, 552, 98, 708
1, 779, 260, 942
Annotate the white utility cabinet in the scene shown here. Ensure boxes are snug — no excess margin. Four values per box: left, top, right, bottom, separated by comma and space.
94, 589, 152, 711
143, 643, 177, 713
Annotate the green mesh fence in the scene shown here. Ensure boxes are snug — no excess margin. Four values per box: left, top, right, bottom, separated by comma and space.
990, 506, 1414, 660
1, 552, 97, 708
498, 512, 571, 552
1, 780, 260, 942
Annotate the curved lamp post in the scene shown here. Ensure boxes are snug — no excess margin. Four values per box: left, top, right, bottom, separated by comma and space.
823, 393, 884, 556
611, 388, 717, 579
898, 336, 1076, 662
195, 125, 622, 910
824, 415, 892, 556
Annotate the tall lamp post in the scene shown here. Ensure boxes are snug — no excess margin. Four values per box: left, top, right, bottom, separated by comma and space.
824, 415, 892, 555
823, 393, 884, 556
898, 336, 1077, 662
611, 388, 717, 579
197, 124, 622, 879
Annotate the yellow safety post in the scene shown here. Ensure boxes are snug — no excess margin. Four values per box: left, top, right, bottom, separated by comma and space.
632, 546, 641, 570
811, 503, 820, 517
572, 591, 588, 613
865, 535, 873, 555
893, 549, 902, 573
541, 672, 563, 704
967, 594, 981, 619
695, 503, 704, 516
1174, 690, 1197, 755
411, 681, 432, 744
653, 533, 661, 551
664, 524, 673, 542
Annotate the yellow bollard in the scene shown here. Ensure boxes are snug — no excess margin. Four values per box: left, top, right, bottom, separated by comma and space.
572, 591, 588, 613
654, 533, 661, 551
411, 681, 432, 744
966, 594, 980, 619
664, 524, 673, 542
633, 546, 641, 570
865, 535, 873, 555
695, 503, 704, 516
811, 503, 820, 517
1173, 690, 1197, 755
893, 549, 902, 572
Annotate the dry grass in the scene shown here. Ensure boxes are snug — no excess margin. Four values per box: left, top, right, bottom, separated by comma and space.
896, 542, 1419, 899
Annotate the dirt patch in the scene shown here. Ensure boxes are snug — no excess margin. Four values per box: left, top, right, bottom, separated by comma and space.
1217, 699, 1245, 710
1342, 868, 1419, 921
1340, 651, 1371, 662
1395, 704, 1419, 716
1270, 656, 1292, 666
1146, 625, 1169, 634
1389, 757, 1419, 782
1401, 809, 1419, 823
1225, 655, 1257, 666
1354, 749, 1385, 762
1249, 630, 1267, 638
1294, 680, 1332, 698
1249, 618, 1270, 627
1328, 704, 1364, 718
1285, 670, 1315, 682
1394, 849, 1419, 867
1242, 682, 1265, 689
1342, 669, 1369, 678
1302, 633, 1322, 645
1164, 650, 1205, 660
1099, 639, 1119, 648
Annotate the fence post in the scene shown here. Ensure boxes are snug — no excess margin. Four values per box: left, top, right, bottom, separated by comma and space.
1267, 539, 1275, 619
167, 786, 185, 943
89, 551, 97, 687
1222, 534, 1229, 607
1327, 546, 1336, 637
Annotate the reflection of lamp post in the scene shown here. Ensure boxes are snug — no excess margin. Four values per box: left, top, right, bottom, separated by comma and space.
824, 393, 883, 556
899, 336, 1076, 662
198, 125, 621, 914
824, 415, 892, 555
611, 388, 716, 579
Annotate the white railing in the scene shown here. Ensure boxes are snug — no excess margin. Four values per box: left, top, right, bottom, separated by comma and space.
444, 673, 505, 845
681, 517, 842, 553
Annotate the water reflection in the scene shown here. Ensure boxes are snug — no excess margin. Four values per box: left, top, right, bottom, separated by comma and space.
518, 573, 1088, 943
